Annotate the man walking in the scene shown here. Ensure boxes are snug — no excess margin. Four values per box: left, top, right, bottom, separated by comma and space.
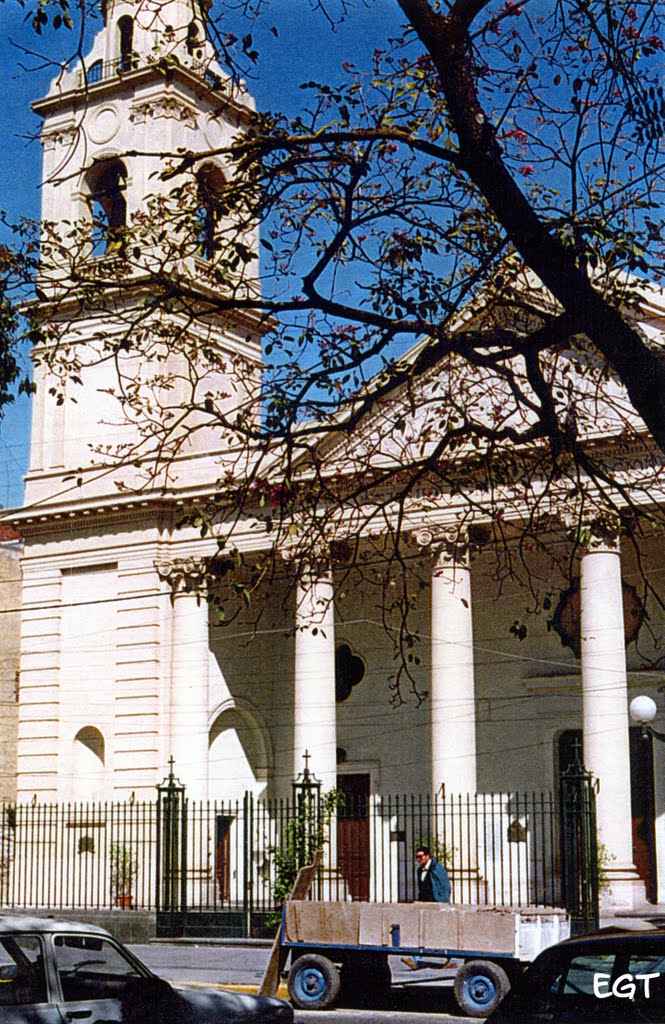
415, 845, 451, 903
401, 845, 451, 970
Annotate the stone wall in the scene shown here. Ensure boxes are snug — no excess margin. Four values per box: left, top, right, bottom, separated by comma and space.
0, 526, 21, 802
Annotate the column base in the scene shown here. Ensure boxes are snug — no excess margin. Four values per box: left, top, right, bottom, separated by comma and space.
600, 863, 647, 911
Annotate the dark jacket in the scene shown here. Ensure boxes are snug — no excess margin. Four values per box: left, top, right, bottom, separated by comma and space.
417, 857, 451, 903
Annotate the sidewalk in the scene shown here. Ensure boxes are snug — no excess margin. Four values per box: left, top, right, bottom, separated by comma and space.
601, 904, 665, 931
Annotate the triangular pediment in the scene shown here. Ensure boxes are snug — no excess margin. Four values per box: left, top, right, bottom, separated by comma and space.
308, 270, 665, 484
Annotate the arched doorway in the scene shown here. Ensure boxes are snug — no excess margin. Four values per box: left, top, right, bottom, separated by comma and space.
208, 703, 270, 905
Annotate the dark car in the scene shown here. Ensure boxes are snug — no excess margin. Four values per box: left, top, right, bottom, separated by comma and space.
485, 928, 665, 1023
0, 915, 293, 1023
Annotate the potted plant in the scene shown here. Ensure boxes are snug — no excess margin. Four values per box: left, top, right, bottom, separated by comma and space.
109, 843, 138, 909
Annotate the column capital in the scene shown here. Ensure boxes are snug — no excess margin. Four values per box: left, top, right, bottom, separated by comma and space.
282, 535, 332, 578
155, 557, 211, 602
414, 525, 485, 568
581, 531, 621, 556
560, 505, 622, 554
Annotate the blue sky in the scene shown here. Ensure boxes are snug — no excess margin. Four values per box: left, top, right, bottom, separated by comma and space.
0, 0, 403, 509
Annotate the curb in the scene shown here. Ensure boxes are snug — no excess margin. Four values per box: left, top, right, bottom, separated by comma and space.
173, 979, 289, 1000
151, 937, 274, 948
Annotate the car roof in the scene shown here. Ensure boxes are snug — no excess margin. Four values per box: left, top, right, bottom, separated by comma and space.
0, 916, 110, 937
556, 927, 665, 947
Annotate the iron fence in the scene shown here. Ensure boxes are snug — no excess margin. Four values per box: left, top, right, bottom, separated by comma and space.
0, 801, 156, 912
0, 789, 563, 924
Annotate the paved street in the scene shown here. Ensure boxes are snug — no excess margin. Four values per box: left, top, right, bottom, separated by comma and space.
128, 942, 473, 1022
291, 1012, 470, 1024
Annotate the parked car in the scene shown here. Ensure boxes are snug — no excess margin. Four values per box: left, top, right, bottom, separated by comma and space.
0, 915, 293, 1023
485, 928, 665, 1023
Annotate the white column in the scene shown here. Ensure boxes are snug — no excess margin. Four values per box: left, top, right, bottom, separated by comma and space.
430, 541, 477, 795
159, 560, 210, 802
580, 537, 644, 908
293, 566, 337, 791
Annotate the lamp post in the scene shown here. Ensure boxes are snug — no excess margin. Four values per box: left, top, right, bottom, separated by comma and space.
629, 695, 665, 742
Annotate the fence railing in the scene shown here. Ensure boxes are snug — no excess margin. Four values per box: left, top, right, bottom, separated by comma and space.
76, 56, 224, 91
0, 790, 563, 918
0, 802, 156, 912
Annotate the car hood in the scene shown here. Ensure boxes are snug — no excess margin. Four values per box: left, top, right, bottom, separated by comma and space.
172, 983, 293, 1022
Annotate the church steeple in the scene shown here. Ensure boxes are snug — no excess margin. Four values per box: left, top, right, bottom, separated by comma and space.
37, 0, 228, 107
26, 0, 262, 508
97, 0, 214, 70
34, 0, 255, 275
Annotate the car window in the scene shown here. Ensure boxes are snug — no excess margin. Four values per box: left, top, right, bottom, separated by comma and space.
561, 952, 616, 996
53, 935, 141, 1002
492, 943, 665, 1024
555, 953, 618, 1021
623, 953, 665, 1020
0, 934, 48, 1006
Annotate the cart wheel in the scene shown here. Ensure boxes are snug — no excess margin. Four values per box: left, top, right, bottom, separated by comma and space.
453, 960, 511, 1018
287, 953, 341, 1010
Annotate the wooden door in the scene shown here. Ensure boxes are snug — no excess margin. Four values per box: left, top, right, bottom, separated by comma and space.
337, 773, 370, 901
215, 815, 233, 904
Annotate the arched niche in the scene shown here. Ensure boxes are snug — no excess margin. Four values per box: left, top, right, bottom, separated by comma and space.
73, 726, 105, 801
208, 700, 271, 801
117, 16, 134, 72
187, 21, 203, 60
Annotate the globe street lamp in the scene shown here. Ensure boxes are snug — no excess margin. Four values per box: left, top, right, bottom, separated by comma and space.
629, 695, 665, 742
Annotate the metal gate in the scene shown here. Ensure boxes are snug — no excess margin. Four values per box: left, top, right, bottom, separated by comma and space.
560, 758, 599, 936
155, 766, 599, 939
155, 761, 187, 938
155, 764, 262, 938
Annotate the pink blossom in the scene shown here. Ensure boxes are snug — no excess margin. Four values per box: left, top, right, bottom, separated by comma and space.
504, 128, 528, 144
518, 164, 535, 176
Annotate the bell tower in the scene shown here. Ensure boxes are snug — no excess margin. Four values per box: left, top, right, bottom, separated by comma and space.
26, 0, 262, 508
100, 0, 213, 67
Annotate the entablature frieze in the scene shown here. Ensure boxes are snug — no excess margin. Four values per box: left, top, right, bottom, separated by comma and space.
41, 125, 78, 151
5, 498, 172, 539
129, 96, 198, 129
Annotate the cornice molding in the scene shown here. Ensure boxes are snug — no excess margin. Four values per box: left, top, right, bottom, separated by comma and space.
26, 284, 269, 346
32, 63, 254, 126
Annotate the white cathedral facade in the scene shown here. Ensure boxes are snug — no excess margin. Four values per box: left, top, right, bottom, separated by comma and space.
8, 0, 665, 914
